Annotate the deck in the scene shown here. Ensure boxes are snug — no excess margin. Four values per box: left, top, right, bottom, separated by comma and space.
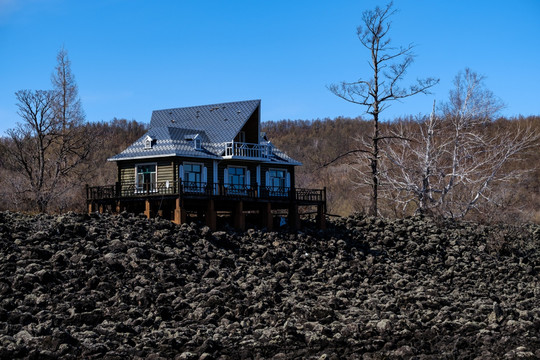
87, 181, 326, 205
86, 181, 327, 230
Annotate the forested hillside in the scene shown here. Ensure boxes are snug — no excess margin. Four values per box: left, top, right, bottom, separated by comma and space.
1, 115, 538, 223
263, 115, 540, 223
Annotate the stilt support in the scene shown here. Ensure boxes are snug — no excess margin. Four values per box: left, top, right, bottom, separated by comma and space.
144, 199, 151, 219
288, 203, 299, 230
206, 199, 217, 231
234, 201, 245, 231
261, 203, 273, 231
173, 198, 187, 225
316, 204, 326, 230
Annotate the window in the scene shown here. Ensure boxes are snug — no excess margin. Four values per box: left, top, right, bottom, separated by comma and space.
181, 163, 206, 193
184, 134, 202, 150
136, 164, 157, 192
228, 166, 245, 187
267, 169, 288, 196
227, 166, 248, 194
194, 138, 202, 150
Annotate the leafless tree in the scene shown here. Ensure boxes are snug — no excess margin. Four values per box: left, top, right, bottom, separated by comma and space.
328, 2, 438, 216
4, 90, 58, 212
381, 69, 540, 219
2, 48, 94, 213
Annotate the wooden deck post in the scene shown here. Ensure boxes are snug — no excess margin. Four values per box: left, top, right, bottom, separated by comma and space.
116, 200, 122, 213
206, 199, 217, 231
144, 199, 151, 219
261, 202, 273, 231
288, 203, 300, 230
233, 201, 245, 231
99, 203, 104, 214
88, 202, 94, 214
316, 204, 326, 230
173, 197, 186, 225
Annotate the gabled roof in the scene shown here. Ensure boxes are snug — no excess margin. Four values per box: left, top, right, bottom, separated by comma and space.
150, 99, 260, 144
108, 99, 301, 165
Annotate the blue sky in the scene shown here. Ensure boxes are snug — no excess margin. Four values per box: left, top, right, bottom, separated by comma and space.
1, 0, 539, 135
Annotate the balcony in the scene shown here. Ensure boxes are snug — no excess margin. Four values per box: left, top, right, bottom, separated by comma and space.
223, 142, 271, 160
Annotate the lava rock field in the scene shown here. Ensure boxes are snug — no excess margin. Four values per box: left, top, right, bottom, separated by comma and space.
0, 211, 539, 359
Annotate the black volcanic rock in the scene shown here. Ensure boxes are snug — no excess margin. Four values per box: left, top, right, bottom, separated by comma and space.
0, 211, 539, 359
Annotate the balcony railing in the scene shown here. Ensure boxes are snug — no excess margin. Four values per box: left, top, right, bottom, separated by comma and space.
86, 181, 325, 204
223, 142, 271, 159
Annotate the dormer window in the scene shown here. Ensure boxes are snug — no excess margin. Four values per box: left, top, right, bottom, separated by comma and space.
144, 135, 154, 150
185, 134, 202, 150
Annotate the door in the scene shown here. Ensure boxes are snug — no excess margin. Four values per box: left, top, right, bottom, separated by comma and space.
136, 164, 157, 192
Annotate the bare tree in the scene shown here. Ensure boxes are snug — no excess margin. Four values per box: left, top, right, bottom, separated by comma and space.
328, 2, 438, 216
381, 69, 540, 219
2, 48, 94, 213
4, 90, 58, 212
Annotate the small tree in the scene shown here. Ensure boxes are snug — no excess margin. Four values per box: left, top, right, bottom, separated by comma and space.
5, 89, 58, 212
328, 2, 438, 216
3, 48, 94, 213
382, 69, 540, 219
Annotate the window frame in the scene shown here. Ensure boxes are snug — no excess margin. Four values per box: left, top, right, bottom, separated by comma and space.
134, 162, 158, 193
267, 168, 289, 197
182, 161, 205, 193
226, 165, 248, 194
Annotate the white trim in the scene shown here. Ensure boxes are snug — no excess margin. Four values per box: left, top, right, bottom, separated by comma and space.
108, 154, 300, 165
108, 153, 221, 162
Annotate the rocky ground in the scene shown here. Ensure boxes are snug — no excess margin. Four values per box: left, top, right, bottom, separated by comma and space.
0, 211, 539, 359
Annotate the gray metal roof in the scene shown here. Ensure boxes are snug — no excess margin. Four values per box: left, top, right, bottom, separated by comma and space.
108, 100, 301, 165
150, 99, 261, 144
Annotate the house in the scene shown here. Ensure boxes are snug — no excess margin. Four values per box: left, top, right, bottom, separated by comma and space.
86, 100, 326, 230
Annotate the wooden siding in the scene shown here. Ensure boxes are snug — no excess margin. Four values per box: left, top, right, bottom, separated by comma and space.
118, 157, 218, 184
118, 158, 175, 184
117, 158, 295, 189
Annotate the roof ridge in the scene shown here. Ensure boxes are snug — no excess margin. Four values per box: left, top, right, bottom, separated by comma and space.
153, 99, 260, 113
